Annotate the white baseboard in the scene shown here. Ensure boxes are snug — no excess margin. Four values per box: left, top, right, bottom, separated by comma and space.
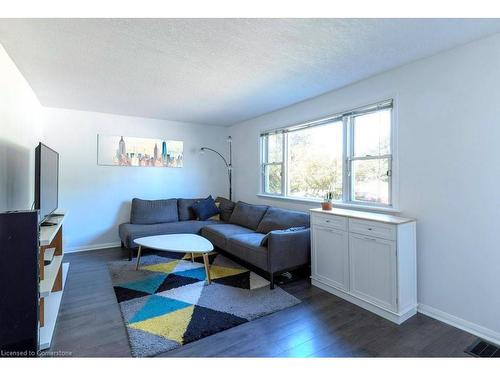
65, 241, 122, 253
418, 303, 500, 346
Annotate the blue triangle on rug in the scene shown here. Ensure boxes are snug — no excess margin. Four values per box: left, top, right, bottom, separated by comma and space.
174, 267, 207, 281
129, 295, 192, 324
120, 274, 167, 294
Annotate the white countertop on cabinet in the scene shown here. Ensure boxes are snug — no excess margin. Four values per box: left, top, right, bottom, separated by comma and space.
310, 207, 415, 225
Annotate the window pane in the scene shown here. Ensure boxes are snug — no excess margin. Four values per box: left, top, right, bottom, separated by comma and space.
287, 122, 343, 200
351, 158, 390, 204
264, 164, 282, 194
353, 109, 391, 157
266, 133, 283, 163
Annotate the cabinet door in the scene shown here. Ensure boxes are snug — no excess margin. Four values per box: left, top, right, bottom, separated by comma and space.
312, 225, 349, 291
349, 233, 397, 311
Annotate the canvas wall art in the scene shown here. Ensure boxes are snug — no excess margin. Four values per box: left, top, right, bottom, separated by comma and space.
97, 135, 183, 167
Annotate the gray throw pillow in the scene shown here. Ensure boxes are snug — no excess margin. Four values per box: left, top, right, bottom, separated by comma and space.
215, 196, 236, 222
228, 201, 269, 230
256, 207, 310, 234
260, 226, 306, 247
130, 198, 179, 224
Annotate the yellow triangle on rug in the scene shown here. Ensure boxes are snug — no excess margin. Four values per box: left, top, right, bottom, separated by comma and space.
129, 305, 195, 344
209, 265, 247, 280
141, 260, 180, 274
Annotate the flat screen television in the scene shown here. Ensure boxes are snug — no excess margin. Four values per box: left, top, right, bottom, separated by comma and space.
34, 142, 59, 223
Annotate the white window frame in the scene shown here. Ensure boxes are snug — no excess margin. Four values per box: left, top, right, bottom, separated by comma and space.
261, 132, 285, 196
259, 99, 398, 211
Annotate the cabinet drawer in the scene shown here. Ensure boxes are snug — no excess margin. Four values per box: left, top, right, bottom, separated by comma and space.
349, 218, 396, 241
312, 213, 347, 231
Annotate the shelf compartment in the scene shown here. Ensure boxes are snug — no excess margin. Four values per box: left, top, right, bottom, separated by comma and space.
40, 255, 63, 297
44, 248, 56, 263
39, 263, 69, 350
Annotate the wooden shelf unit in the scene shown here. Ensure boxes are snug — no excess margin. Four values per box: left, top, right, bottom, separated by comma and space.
38, 211, 69, 350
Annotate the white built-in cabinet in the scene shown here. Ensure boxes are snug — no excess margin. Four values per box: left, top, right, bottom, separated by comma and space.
310, 208, 417, 324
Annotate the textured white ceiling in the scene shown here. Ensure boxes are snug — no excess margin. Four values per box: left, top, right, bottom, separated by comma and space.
1, 19, 500, 126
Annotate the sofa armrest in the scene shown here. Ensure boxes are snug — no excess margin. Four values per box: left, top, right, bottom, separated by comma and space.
118, 222, 135, 248
267, 228, 310, 273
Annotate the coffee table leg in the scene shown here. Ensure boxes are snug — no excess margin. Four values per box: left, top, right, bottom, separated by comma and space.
203, 253, 211, 284
135, 245, 142, 270
191, 252, 195, 262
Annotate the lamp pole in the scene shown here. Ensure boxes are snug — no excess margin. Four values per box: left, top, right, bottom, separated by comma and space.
200, 136, 232, 201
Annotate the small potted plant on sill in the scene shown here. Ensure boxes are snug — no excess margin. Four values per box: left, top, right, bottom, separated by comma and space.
321, 191, 334, 211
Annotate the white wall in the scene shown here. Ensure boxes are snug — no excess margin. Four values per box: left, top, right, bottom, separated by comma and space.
229, 33, 500, 342
0, 41, 230, 253
0, 44, 42, 211
42, 108, 228, 252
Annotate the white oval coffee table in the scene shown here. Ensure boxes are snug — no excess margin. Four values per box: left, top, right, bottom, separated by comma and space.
133, 234, 215, 284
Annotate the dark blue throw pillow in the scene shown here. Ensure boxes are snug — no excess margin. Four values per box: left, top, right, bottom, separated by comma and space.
192, 195, 220, 221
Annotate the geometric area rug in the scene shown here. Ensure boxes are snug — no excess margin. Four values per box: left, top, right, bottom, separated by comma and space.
108, 250, 301, 357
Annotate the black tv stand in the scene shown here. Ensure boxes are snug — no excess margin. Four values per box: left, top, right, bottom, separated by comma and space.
0, 211, 39, 356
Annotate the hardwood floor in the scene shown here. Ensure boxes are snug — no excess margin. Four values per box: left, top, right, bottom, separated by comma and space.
49, 247, 476, 357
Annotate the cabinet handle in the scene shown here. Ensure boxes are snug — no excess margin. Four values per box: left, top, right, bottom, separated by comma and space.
362, 236, 377, 241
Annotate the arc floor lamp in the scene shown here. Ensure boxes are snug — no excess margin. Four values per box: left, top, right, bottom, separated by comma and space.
200, 136, 232, 200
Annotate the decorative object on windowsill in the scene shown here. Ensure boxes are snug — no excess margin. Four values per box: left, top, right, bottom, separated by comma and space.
321, 191, 334, 211
200, 136, 233, 200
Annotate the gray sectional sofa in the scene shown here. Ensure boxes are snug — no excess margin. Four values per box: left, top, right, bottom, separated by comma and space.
118, 197, 310, 288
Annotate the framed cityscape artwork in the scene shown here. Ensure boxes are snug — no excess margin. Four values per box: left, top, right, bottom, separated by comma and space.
97, 135, 183, 167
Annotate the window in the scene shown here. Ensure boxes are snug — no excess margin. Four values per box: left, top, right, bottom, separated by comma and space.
350, 109, 392, 205
261, 133, 284, 194
287, 121, 343, 200
260, 100, 395, 208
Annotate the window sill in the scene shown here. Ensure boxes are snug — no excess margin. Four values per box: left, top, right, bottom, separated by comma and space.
256, 193, 401, 214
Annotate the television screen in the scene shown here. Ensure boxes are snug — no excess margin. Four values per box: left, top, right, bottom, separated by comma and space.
35, 143, 59, 223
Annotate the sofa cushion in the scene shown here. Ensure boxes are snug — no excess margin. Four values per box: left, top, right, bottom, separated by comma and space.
119, 220, 222, 248
201, 224, 254, 250
215, 197, 236, 222
192, 195, 220, 221
177, 198, 204, 221
260, 226, 307, 246
227, 233, 268, 271
228, 201, 269, 230
130, 198, 178, 225
256, 207, 310, 234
